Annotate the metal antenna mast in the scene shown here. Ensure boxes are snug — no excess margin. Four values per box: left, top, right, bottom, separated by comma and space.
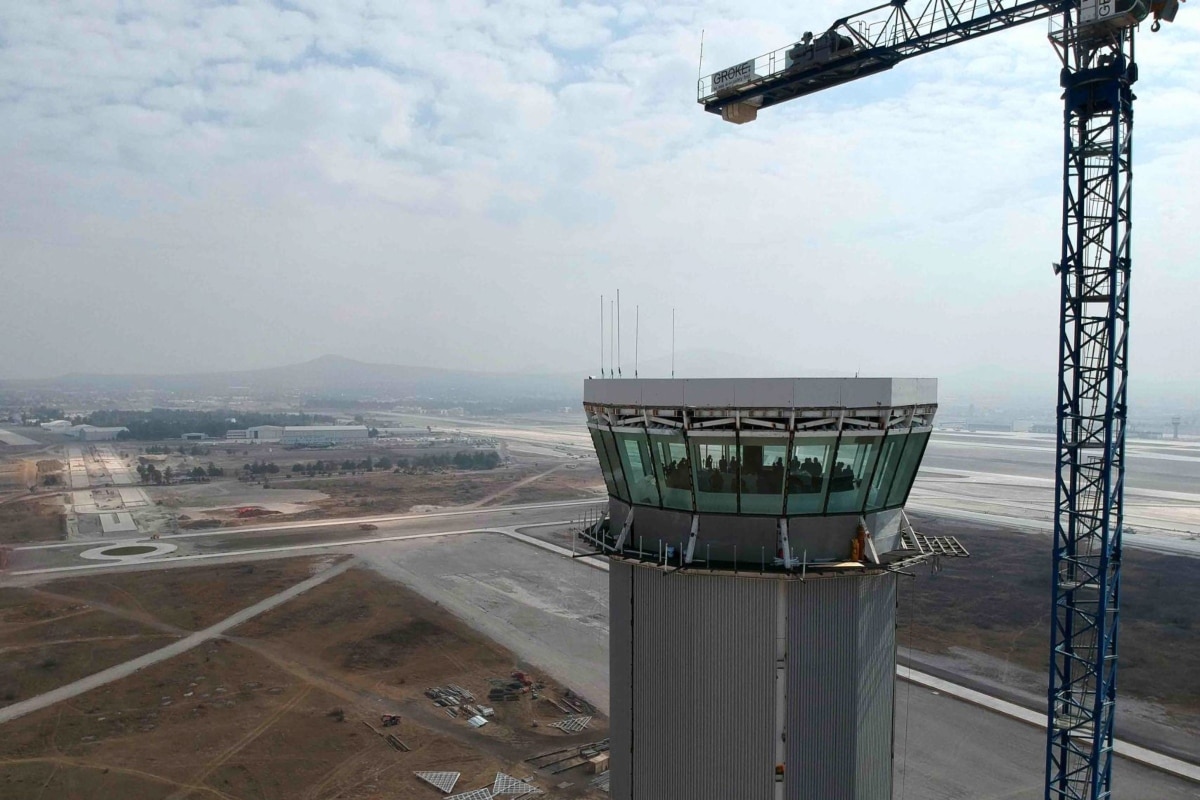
695, 2, 1180, 797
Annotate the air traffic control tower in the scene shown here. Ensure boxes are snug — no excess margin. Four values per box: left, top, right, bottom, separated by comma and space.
578, 377, 966, 800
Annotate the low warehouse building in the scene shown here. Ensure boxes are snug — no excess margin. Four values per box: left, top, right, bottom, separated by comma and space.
280, 425, 369, 446
67, 425, 129, 441
245, 425, 284, 442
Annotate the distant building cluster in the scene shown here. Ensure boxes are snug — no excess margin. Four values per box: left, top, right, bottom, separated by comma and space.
39, 420, 129, 441
224, 424, 369, 446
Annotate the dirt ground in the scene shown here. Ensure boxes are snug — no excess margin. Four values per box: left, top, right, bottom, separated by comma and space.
145, 459, 600, 532
0, 495, 65, 545
899, 514, 1200, 720
267, 463, 600, 520
0, 588, 173, 709
0, 560, 609, 800
0, 458, 32, 497
481, 462, 603, 507
45, 558, 341, 632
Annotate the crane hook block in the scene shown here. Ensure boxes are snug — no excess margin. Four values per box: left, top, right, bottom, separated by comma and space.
1150, 0, 1182, 30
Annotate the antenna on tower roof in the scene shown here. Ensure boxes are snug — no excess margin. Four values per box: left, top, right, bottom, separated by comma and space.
635, 305, 639, 379
600, 294, 605, 379
617, 289, 622, 378
671, 307, 676, 379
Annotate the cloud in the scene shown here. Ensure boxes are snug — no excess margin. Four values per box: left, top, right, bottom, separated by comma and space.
0, 0, 1198, 410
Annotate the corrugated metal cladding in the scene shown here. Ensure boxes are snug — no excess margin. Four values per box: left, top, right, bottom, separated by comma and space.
609, 564, 897, 800
855, 577, 896, 799
786, 573, 896, 800
618, 563, 777, 800
610, 562, 634, 800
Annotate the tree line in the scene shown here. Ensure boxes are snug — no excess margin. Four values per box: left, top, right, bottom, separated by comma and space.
81, 409, 336, 441
289, 450, 501, 476
136, 460, 225, 485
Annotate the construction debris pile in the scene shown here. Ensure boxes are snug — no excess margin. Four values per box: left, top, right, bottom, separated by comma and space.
526, 739, 611, 775
488, 670, 541, 702
425, 684, 494, 727
542, 686, 594, 716
415, 770, 543, 799
363, 714, 410, 751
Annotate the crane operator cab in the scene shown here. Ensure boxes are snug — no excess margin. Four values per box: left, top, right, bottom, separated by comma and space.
785, 30, 858, 71
1081, 0, 1182, 31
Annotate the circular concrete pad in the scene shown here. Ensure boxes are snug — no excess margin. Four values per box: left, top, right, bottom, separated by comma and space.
80, 541, 178, 562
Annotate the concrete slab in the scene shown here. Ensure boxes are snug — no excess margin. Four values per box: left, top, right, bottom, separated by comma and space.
354, 534, 610, 713
98, 512, 137, 534
0, 428, 38, 446
72, 491, 99, 514
117, 487, 149, 507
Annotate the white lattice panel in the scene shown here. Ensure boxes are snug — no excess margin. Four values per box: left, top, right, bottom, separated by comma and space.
415, 771, 461, 793
445, 788, 493, 800
492, 772, 541, 795
550, 715, 592, 733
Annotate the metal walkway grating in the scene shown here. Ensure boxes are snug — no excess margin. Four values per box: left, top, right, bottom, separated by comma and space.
904, 530, 970, 558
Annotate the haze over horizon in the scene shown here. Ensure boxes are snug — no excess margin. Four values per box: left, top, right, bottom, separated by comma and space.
3, 3, 1199, 407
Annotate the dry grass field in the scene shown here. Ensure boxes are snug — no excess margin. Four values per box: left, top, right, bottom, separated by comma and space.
0, 559, 609, 800
0, 495, 65, 545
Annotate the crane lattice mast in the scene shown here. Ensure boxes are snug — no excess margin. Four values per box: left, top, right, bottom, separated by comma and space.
696, 1, 1180, 798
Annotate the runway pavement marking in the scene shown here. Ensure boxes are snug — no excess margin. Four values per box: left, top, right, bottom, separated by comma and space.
0, 558, 355, 726
930, 437, 1200, 464
918, 466, 1200, 504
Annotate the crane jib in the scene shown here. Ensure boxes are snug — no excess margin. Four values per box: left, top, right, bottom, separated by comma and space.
700, 0, 1064, 113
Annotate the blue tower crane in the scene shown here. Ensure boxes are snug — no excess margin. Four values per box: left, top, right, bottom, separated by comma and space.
696, 1, 1181, 798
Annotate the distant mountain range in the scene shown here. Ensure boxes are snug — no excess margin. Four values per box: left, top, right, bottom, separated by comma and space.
0, 355, 581, 400
1, 353, 1098, 413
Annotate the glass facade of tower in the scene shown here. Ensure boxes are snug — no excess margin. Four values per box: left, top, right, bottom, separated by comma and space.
589, 425, 930, 517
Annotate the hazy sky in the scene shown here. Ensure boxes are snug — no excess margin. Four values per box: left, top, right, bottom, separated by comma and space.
2, 2, 1198, 404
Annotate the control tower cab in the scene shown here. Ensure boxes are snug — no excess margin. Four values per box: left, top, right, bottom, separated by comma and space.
583, 377, 942, 569
579, 378, 966, 800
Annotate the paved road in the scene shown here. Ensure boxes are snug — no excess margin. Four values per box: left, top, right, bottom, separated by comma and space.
4, 499, 602, 575
0, 558, 354, 725
894, 680, 1200, 799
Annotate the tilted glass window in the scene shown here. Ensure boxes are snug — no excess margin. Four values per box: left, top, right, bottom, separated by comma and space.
825, 433, 883, 514
865, 432, 908, 512
886, 429, 931, 507
738, 436, 788, 515
598, 428, 630, 503
589, 426, 621, 498
650, 430, 694, 511
689, 436, 738, 513
615, 430, 660, 507
786, 435, 836, 515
